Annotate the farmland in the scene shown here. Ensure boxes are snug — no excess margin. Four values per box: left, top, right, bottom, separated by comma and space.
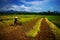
0, 15, 60, 40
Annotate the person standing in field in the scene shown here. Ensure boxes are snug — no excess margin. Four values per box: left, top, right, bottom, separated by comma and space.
14, 16, 18, 25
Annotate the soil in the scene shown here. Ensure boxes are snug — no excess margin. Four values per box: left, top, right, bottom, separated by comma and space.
0, 18, 39, 40
35, 18, 55, 40
0, 18, 55, 40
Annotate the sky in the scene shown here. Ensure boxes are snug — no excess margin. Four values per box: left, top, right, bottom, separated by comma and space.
0, 0, 60, 12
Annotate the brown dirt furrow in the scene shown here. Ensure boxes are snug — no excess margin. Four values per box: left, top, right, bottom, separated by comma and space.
35, 18, 55, 40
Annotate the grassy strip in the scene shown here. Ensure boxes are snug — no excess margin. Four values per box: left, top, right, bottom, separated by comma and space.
45, 18, 60, 40
46, 16, 60, 28
18, 17, 36, 23
26, 18, 43, 37
0, 15, 39, 25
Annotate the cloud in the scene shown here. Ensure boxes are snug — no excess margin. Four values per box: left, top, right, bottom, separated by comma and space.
20, 0, 47, 12
10, 5, 42, 12
0, 5, 30, 11
21, 0, 49, 4
0, 4, 42, 12
20, 0, 49, 12
10, 5, 30, 11
0, 0, 52, 12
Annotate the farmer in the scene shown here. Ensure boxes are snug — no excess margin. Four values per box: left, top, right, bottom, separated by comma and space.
14, 16, 18, 25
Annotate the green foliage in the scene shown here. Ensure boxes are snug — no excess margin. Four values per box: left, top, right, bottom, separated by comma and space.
46, 15, 60, 28
0, 11, 60, 15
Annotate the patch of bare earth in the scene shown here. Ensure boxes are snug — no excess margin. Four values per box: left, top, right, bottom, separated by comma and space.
21, 18, 55, 40
0, 18, 39, 40
35, 18, 55, 40
0, 18, 55, 40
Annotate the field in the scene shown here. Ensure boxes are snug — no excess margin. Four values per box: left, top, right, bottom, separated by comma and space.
0, 15, 60, 40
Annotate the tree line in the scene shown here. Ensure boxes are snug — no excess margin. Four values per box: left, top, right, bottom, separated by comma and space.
0, 11, 60, 15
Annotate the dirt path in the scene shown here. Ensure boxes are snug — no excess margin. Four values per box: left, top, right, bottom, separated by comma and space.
35, 18, 55, 40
